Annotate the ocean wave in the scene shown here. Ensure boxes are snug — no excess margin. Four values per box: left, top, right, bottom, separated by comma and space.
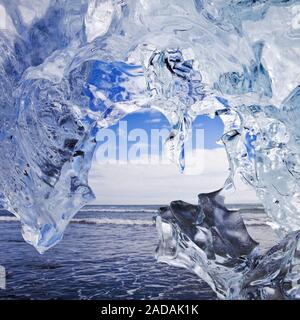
0, 216, 154, 226
79, 208, 159, 214
72, 218, 154, 226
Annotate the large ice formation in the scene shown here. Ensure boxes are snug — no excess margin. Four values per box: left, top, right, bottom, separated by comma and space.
1, 0, 300, 298
156, 191, 300, 299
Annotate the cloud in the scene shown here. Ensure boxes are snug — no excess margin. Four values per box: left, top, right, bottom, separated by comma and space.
144, 118, 163, 124
88, 147, 259, 205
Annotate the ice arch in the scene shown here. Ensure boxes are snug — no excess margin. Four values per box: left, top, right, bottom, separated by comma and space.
1, 0, 300, 299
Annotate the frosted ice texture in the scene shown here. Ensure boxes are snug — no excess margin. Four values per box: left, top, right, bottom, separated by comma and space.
1, 0, 300, 298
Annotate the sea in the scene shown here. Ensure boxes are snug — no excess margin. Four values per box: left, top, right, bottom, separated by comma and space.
0, 204, 277, 300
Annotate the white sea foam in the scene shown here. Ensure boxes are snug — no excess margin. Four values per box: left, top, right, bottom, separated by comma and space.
79, 208, 158, 214
72, 218, 154, 226
0, 215, 154, 226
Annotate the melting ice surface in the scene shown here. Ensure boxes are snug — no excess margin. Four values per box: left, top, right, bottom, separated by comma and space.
1, 0, 300, 299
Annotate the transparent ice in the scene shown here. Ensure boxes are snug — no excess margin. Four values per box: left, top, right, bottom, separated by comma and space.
156, 191, 300, 299
1, 0, 300, 298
